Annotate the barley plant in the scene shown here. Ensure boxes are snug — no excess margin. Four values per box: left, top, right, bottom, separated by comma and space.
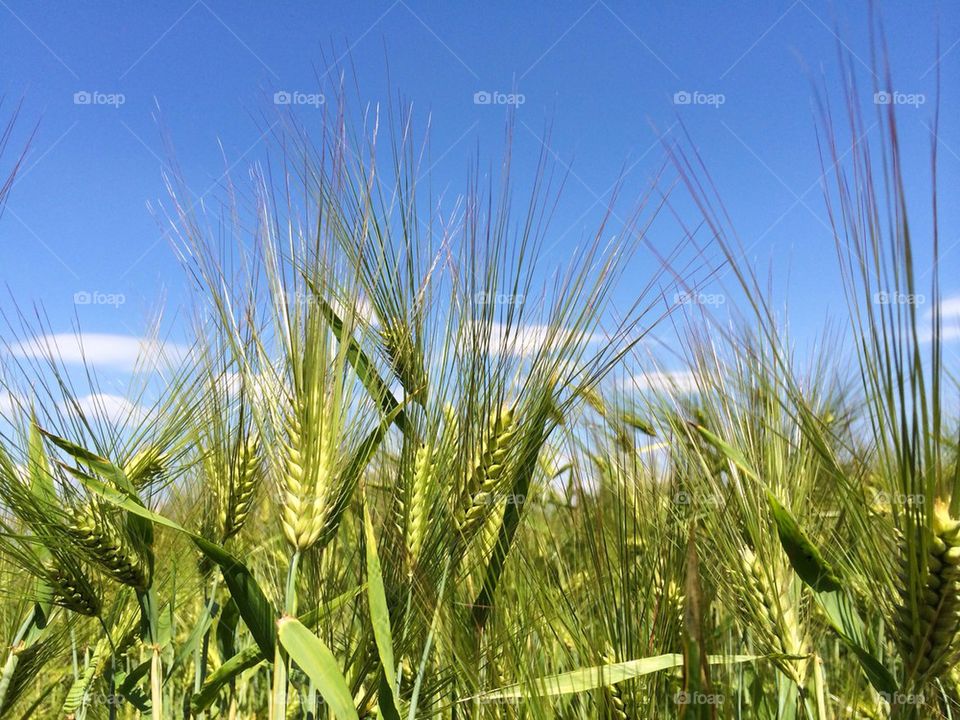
0, 29, 957, 720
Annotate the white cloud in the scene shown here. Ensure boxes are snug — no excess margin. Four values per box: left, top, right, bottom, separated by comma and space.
939, 295, 960, 341
627, 369, 699, 395
65, 394, 147, 425
485, 323, 605, 358
9, 334, 188, 371
338, 296, 379, 327
0, 390, 18, 415
488, 323, 552, 357
912, 295, 960, 343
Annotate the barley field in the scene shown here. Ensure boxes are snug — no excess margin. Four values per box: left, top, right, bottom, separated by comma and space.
0, 9, 958, 720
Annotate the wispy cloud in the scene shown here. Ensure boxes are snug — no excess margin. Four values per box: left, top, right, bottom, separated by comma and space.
0, 390, 19, 415
626, 369, 699, 394
913, 295, 960, 343
485, 322, 607, 358
939, 295, 960, 341
488, 323, 553, 357
64, 393, 147, 425
8, 333, 189, 371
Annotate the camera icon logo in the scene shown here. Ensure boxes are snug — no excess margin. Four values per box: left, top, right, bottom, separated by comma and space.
274, 91, 292, 105
874, 91, 892, 105
473, 91, 492, 105
73, 291, 92, 305
673, 91, 692, 105
74, 91, 92, 105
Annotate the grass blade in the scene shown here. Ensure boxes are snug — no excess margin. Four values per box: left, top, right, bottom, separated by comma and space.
276, 617, 359, 720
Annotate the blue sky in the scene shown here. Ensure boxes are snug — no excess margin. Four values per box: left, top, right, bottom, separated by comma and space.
0, 1, 958, 397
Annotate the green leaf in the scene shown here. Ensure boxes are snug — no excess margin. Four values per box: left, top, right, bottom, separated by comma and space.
378, 672, 402, 720
765, 490, 842, 593
277, 617, 359, 720
191, 644, 264, 714
40, 429, 137, 496
815, 591, 896, 695
362, 503, 399, 707
27, 419, 55, 506
117, 659, 152, 707
193, 536, 276, 659
217, 597, 240, 660
476, 654, 759, 700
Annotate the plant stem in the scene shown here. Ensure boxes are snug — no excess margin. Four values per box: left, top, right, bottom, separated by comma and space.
272, 550, 301, 720
138, 589, 163, 720
151, 648, 163, 720
193, 574, 220, 720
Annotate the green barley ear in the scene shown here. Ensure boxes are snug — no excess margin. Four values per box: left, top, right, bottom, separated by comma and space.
41, 554, 100, 617
280, 405, 334, 553
406, 440, 433, 565
581, 387, 607, 417
406, 403, 459, 570
894, 500, 960, 679
739, 546, 804, 684
380, 316, 428, 401
60, 637, 108, 717
122, 445, 167, 487
67, 501, 151, 591
220, 431, 263, 542
601, 645, 629, 720
456, 407, 517, 547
